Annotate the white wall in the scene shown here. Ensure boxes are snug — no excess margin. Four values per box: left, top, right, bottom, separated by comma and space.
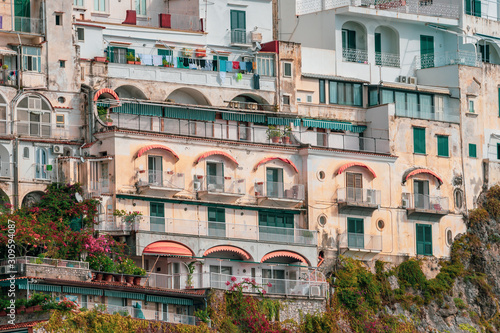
301, 47, 336, 75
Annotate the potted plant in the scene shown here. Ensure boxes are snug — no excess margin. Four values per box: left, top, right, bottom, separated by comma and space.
184, 261, 196, 289
126, 52, 135, 64
94, 56, 107, 62
2, 64, 8, 70
282, 125, 292, 144
116, 258, 136, 284
135, 56, 141, 65
266, 125, 282, 143
133, 267, 146, 286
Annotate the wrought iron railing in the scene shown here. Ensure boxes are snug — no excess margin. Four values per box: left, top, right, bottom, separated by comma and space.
342, 48, 368, 63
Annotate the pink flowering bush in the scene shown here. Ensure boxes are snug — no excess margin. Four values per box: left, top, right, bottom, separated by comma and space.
83, 235, 117, 254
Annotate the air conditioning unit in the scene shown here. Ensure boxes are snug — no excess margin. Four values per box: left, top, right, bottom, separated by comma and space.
207, 183, 216, 191
53, 145, 64, 154
366, 190, 375, 204
398, 75, 407, 83
408, 76, 417, 85
310, 285, 322, 297
193, 181, 201, 191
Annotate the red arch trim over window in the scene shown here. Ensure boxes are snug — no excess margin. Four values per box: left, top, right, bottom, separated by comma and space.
93, 88, 119, 101
203, 246, 252, 260
404, 169, 443, 186
336, 162, 377, 178
135, 145, 179, 160
254, 157, 299, 173
261, 251, 309, 265
195, 151, 239, 166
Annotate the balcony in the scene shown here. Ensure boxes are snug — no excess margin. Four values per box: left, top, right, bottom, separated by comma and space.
402, 193, 449, 219
337, 187, 381, 213
394, 103, 460, 123
342, 48, 368, 63
296, 0, 459, 20
254, 181, 305, 207
16, 123, 83, 140
0, 162, 12, 178
0, 69, 16, 87
111, 216, 317, 246
339, 232, 382, 253
196, 175, 246, 202
85, 179, 110, 198
231, 28, 247, 44
375, 52, 400, 67
91, 304, 196, 325
144, 272, 328, 298
415, 51, 482, 69
33, 163, 56, 181
137, 171, 184, 197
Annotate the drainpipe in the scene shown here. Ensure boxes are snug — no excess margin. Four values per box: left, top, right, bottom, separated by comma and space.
43, 0, 49, 90
13, 137, 19, 209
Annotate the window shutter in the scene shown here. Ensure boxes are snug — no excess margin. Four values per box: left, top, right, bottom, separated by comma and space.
108, 46, 114, 63
497, 143, 500, 160
346, 173, 354, 188
374, 33, 381, 53
413, 127, 426, 154
348, 30, 356, 49
473, 0, 481, 17
424, 225, 432, 255
217, 208, 225, 223
319, 80, 325, 103
354, 174, 362, 188
469, 144, 477, 158
437, 135, 449, 157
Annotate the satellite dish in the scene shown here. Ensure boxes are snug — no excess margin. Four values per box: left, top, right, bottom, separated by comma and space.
75, 192, 83, 203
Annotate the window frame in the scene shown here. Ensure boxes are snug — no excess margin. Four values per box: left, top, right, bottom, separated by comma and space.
416, 223, 432, 256
328, 80, 362, 106
136, 0, 146, 16
76, 27, 85, 41
94, 0, 106, 12
413, 127, 426, 155
55, 13, 62, 26
319, 79, 325, 104
283, 62, 292, 78
436, 135, 449, 157
469, 143, 477, 158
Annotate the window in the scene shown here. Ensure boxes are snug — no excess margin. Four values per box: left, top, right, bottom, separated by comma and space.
230, 10, 246, 44
22, 47, 41, 73
469, 99, 475, 113
35, 148, 48, 179
283, 62, 292, 77
420, 35, 434, 69
238, 122, 248, 141
347, 217, 364, 249
208, 207, 225, 237
148, 156, 162, 185
469, 143, 477, 158
256, 54, 274, 76
150, 202, 165, 232
23, 147, 29, 159
329, 81, 362, 106
207, 162, 224, 192
94, 0, 106, 12
55, 14, 62, 26
306, 95, 312, 103
319, 80, 325, 103
413, 127, 426, 154
478, 44, 490, 63
346, 172, 362, 202
318, 215, 327, 227
77, 27, 85, 41
107, 47, 130, 64
136, 0, 146, 15
414, 180, 429, 209
416, 224, 432, 256
56, 114, 65, 128
74, 0, 84, 6
446, 229, 453, 246
59, 60, 65, 68
262, 269, 285, 293
454, 189, 463, 209
465, 0, 481, 17
266, 168, 283, 198
497, 143, 500, 160
342, 29, 356, 50
16, 96, 51, 137
437, 135, 449, 157
259, 211, 294, 242
282, 95, 290, 105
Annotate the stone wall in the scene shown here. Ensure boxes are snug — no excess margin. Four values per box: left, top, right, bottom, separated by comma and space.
279, 297, 327, 322
24, 264, 91, 282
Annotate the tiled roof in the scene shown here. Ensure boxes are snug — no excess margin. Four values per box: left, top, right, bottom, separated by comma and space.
0, 320, 46, 331
81, 141, 97, 149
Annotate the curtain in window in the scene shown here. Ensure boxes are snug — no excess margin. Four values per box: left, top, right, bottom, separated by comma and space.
369, 89, 378, 106
353, 84, 362, 106
407, 93, 418, 115
420, 95, 432, 115
381, 89, 394, 104
395, 91, 406, 114
329, 81, 337, 104
338, 83, 346, 105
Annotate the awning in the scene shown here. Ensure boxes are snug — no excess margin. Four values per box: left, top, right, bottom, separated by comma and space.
18, 283, 61, 292
403, 168, 443, 186
380, 81, 450, 95
146, 295, 193, 306
475, 33, 500, 42
111, 103, 163, 117
94, 88, 119, 101
268, 117, 301, 127
302, 119, 366, 133
63, 286, 103, 296
336, 162, 377, 178
222, 112, 265, 123
104, 290, 145, 300
254, 157, 298, 173
0, 46, 17, 55
136, 145, 179, 160
195, 150, 239, 166
261, 251, 308, 265
203, 246, 251, 260
164, 106, 215, 122
143, 241, 194, 257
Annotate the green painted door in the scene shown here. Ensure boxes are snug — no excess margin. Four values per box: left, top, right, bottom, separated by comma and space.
230, 10, 246, 43
416, 224, 432, 255
375, 33, 382, 65
420, 35, 434, 69
150, 202, 165, 232
347, 217, 364, 248
208, 207, 225, 237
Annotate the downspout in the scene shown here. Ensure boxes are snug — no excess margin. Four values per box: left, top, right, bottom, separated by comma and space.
16, 33, 21, 88
13, 138, 19, 209
43, 0, 49, 89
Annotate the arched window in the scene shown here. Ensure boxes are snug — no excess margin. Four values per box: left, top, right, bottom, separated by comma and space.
454, 189, 463, 210
16, 95, 51, 137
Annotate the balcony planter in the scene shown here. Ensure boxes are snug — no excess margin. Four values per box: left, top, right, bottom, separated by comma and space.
0, 310, 6, 316
94, 56, 107, 62
166, 170, 174, 175
255, 192, 261, 196
103, 273, 114, 282
125, 275, 134, 284
256, 181, 264, 185
133, 277, 142, 286
25, 306, 34, 314
282, 136, 291, 144
33, 305, 42, 312
127, 61, 134, 65
224, 176, 232, 180
95, 273, 104, 282
113, 274, 124, 283
271, 137, 280, 143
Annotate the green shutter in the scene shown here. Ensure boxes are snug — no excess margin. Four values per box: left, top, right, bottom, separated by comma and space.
108, 46, 114, 63
319, 80, 325, 103
473, 0, 481, 17
437, 135, 449, 157
498, 87, 500, 117
416, 224, 432, 256
375, 33, 381, 66
465, 0, 472, 14
420, 35, 434, 69
127, 48, 135, 59
413, 127, 426, 154
348, 30, 356, 49
469, 144, 477, 158
497, 143, 500, 160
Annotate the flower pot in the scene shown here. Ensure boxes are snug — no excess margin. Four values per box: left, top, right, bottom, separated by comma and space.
94, 56, 106, 62
282, 136, 291, 144
95, 273, 104, 282
127, 61, 134, 64
106, 122, 113, 126
25, 306, 34, 314
114, 274, 124, 283
185, 285, 194, 289
133, 277, 142, 286
196, 175, 203, 180
104, 273, 114, 282
135, 61, 141, 65
33, 305, 42, 312
17, 306, 26, 314
271, 136, 280, 143
125, 275, 134, 284
224, 177, 231, 180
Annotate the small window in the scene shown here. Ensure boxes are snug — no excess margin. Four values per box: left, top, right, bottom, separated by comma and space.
469, 143, 477, 158
58, 96, 66, 103
317, 170, 326, 181
319, 80, 325, 104
77, 27, 85, 41
55, 14, 62, 26
454, 189, 463, 209
306, 95, 312, 103
318, 215, 327, 227
437, 135, 449, 157
56, 114, 65, 128
377, 220, 385, 231
283, 95, 290, 105
59, 60, 66, 68
413, 127, 426, 154
469, 99, 475, 113
497, 143, 500, 160
23, 147, 29, 159
283, 62, 292, 77
446, 229, 453, 246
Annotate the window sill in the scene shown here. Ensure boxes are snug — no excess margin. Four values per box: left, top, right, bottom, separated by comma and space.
465, 112, 478, 118
91, 12, 110, 18
413, 153, 427, 156
437, 155, 450, 158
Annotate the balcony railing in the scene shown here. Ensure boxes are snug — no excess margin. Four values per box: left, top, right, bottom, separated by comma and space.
337, 187, 381, 206
195, 175, 246, 195
104, 216, 317, 246
92, 304, 196, 325
0, 162, 12, 178
403, 193, 449, 212
17, 123, 82, 140
296, 0, 459, 19
415, 51, 482, 69
254, 181, 305, 201
138, 171, 185, 190
394, 103, 460, 123
0, 69, 17, 87
339, 232, 382, 252
4, 256, 89, 269
375, 52, 400, 67
144, 272, 328, 298
14, 16, 45, 34
33, 163, 55, 180
342, 48, 368, 63
86, 179, 110, 197
231, 29, 247, 44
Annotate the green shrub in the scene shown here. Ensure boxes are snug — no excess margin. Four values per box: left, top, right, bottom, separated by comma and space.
468, 208, 489, 227
454, 298, 467, 310
397, 259, 426, 290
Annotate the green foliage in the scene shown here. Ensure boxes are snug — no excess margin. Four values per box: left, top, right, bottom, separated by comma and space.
194, 309, 210, 324
86, 253, 115, 272
397, 259, 426, 290
454, 298, 467, 310
116, 258, 137, 275
133, 266, 146, 276
468, 208, 489, 227
300, 312, 335, 333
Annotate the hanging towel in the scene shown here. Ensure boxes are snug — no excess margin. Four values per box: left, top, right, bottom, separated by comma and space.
226, 61, 233, 72
236, 73, 243, 81
246, 62, 253, 72
252, 62, 257, 70
220, 60, 227, 72
141, 54, 153, 66
233, 61, 240, 70
219, 71, 226, 81
152, 55, 163, 66
183, 57, 189, 67
239, 61, 246, 71
253, 74, 260, 90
